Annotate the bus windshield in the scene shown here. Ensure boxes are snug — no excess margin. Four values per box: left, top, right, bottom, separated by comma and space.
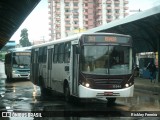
13, 55, 30, 66
80, 45, 132, 75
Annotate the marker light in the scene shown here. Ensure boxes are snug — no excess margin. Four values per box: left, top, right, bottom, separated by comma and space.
85, 83, 90, 88
125, 84, 129, 88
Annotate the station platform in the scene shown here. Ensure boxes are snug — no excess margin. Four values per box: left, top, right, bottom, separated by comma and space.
134, 77, 160, 95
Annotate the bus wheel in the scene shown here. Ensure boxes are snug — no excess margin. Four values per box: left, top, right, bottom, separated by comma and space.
107, 98, 116, 104
64, 84, 71, 102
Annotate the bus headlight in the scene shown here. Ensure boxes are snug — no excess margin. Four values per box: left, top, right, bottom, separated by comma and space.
125, 83, 129, 88
85, 83, 90, 88
12, 70, 15, 73
82, 82, 90, 88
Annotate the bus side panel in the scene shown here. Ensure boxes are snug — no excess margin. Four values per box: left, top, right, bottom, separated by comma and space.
51, 63, 69, 93
38, 63, 47, 87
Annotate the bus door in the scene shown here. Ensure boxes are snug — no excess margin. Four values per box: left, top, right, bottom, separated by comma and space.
33, 50, 39, 85
47, 49, 52, 89
72, 45, 79, 96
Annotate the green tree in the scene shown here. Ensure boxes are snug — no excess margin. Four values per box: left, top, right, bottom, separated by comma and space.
19, 28, 31, 47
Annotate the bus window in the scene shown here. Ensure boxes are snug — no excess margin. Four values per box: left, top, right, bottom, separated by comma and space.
34, 51, 37, 63
53, 45, 58, 63
109, 46, 131, 75
38, 47, 47, 63
80, 45, 131, 75
13, 54, 30, 65
64, 42, 71, 63
38, 48, 43, 63
43, 47, 47, 63
58, 43, 64, 63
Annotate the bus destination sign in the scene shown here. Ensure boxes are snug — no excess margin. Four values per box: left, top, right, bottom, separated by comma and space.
105, 36, 117, 42
15, 52, 31, 56
84, 35, 130, 44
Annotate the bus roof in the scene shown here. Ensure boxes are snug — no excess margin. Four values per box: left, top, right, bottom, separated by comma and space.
31, 32, 131, 49
8, 47, 31, 52
32, 33, 83, 49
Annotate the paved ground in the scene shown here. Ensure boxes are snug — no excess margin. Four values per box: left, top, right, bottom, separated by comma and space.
134, 77, 160, 95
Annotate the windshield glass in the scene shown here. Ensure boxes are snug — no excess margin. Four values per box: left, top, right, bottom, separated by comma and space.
13, 55, 30, 66
80, 45, 132, 75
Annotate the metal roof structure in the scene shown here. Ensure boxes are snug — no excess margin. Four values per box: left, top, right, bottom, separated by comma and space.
86, 5, 160, 53
0, 0, 41, 50
0, 1, 159, 53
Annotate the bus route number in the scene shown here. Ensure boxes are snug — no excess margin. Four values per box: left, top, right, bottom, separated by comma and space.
105, 36, 117, 42
88, 36, 96, 42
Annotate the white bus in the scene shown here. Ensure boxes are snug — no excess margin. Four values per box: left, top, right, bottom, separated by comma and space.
5, 48, 31, 81
30, 33, 134, 103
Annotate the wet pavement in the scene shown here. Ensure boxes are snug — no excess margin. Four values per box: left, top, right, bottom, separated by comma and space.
0, 79, 160, 120
0, 61, 160, 120
134, 77, 160, 95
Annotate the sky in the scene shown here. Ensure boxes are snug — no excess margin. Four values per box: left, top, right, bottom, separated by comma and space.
10, 0, 160, 44
10, 0, 49, 43
129, 0, 159, 11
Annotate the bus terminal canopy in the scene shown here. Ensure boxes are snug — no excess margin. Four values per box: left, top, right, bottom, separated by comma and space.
86, 5, 160, 53
0, 0, 40, 50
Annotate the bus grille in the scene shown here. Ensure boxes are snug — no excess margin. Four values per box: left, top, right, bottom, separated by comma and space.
92, 79, 123, 89
21, 75, 28, 76
93, 79, 123, 85
17, 70, 30, 72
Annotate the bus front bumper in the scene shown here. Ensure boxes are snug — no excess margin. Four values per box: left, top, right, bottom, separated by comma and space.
79, 85, 134, 98
12, 73, 30, 79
